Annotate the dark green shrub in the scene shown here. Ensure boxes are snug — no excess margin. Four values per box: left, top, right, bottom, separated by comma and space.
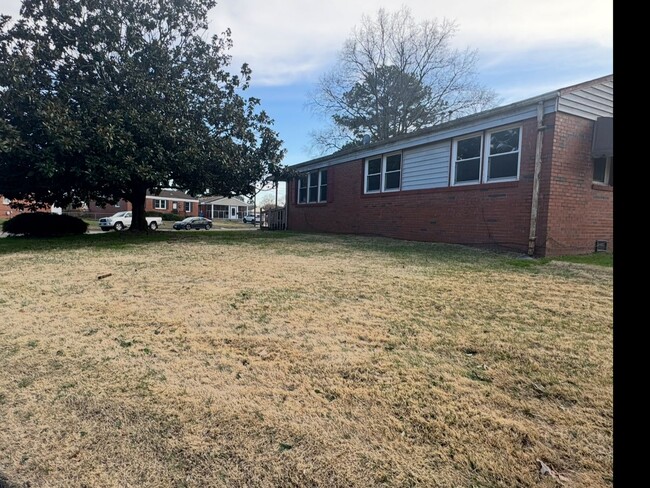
146, 211, 184, 221
2, 212, 88, 237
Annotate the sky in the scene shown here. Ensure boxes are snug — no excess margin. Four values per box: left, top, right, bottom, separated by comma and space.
1, 0, 613, 203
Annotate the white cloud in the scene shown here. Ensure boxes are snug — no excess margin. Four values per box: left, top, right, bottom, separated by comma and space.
208, 0, 613, 85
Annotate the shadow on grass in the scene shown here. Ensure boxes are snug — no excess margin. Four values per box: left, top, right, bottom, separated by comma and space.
0, 471, 19, 488
0, 229, 295, 255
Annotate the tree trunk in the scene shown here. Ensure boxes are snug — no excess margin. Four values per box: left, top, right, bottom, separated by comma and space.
130, 188, 149, 232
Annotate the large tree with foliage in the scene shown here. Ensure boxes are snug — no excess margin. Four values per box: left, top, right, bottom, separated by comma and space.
0, 0, 285, 230
310, 6, 498, 153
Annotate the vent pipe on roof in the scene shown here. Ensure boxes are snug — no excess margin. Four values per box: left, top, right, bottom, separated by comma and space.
527, 102, 546, 256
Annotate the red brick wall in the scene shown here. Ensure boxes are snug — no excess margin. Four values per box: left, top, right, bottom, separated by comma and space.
288, 118, 543, 254
87, 200, 132, 216
145, 198, 199, 217
541, 112, 613, 256
287, 113, 613, 257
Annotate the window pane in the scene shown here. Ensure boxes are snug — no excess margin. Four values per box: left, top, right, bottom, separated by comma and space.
319, 185, 327, 202
319, 170, 327, 185
457, 136, 481, 160
367, 158, 381, 174
385, 154, 401, 172
385, 172, 400, 190
488, 153, 518, 179
309, 172, 319, 188
456, 159, 480, 182
298, 188, 307, 203
367, 174, 380, 192
593, 157, 606, 183
490, 128, 520, 155
308, 187, 318, 202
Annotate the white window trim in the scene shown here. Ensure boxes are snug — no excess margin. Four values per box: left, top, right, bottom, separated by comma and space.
297, 170, 328, 204
185, 201, 193, 212
451, 133, 483, 187
382, 152, 402, 192
364, 153, 402, 194
154, 199, 168, 210
593, 156, 613, 185
482, 125, 522, 184
364, 157, 382, 194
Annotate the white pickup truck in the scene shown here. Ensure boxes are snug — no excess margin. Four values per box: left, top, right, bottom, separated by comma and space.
99, 211, 162, 231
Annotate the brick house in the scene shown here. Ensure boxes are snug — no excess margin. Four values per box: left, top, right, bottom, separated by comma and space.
285, 75, 613, 257
87, 189, 200, 217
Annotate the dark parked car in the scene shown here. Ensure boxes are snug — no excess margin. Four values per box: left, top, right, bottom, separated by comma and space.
173, 217, 213, 230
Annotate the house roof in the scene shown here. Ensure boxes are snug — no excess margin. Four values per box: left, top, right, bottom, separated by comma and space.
200, 196, 252, 207
291, 74, 613, 171
146, 189, 199, 202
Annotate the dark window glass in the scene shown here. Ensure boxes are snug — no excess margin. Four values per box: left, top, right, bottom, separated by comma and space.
490, 128, 520, 155
456, 159, 480, 183
457, 136, 481, 160
385, 154, 401, 172
385, 172, 401, 190
367, 158, 381, 175
298, 176, 307, 203
366, 158, 382, 192
319, 170, 327, 201
367, 174, 381, 192
593, 157, 607, 183
308, 173, 319, 202
488, 153, 519, 179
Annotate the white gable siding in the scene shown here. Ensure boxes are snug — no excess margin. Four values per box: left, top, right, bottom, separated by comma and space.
402, 142, 450, 190
558, 80, 613, 120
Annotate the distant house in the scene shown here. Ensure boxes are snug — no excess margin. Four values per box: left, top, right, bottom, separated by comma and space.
1, 197, 55, 217
87, 190, 200, 217
199, 196, 253, 220
285, 75, 613, 257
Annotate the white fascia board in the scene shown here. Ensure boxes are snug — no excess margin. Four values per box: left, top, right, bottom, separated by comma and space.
295, 98, 557, 173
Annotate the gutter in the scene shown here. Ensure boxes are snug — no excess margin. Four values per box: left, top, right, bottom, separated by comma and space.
527, 101, 546, 256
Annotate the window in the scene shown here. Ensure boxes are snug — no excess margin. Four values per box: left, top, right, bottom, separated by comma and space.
154, 199, 167, 210
593, 156, 613, 186
384, 154, 402, 191
364, 153, 402, 193
452, 135, 482, 185
297, 170, 328, 204
185, 201, 193, 212
365, 157, 382, 193
2, 197, 10, 205
484, 127, 521, 182
319, 170, 328, 202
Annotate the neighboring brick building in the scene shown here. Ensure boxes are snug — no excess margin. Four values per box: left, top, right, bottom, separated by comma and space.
286, 75, 613, 257
87, 190, 200, 218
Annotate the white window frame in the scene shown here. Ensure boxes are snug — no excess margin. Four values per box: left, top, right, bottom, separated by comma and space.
154, 199, 167, 210
297, 169, 328, 204
482, 125, 522, 183
364, 157, 382, 194
382, 152, 402, 192
184, 201, 193, 212
364, 152, 402, 194
593, 156, 613, 185
451, 133, 483, 186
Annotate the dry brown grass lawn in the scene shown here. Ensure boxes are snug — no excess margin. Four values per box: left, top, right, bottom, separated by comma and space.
0, 232, 613, 487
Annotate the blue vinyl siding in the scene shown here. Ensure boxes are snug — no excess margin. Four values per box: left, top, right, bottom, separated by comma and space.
402, 142, 450, 190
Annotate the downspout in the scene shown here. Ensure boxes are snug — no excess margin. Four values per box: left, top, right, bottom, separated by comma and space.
527, 101, 546, 256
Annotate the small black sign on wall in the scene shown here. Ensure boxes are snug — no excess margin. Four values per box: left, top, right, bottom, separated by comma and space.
595, 240, 608, 252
